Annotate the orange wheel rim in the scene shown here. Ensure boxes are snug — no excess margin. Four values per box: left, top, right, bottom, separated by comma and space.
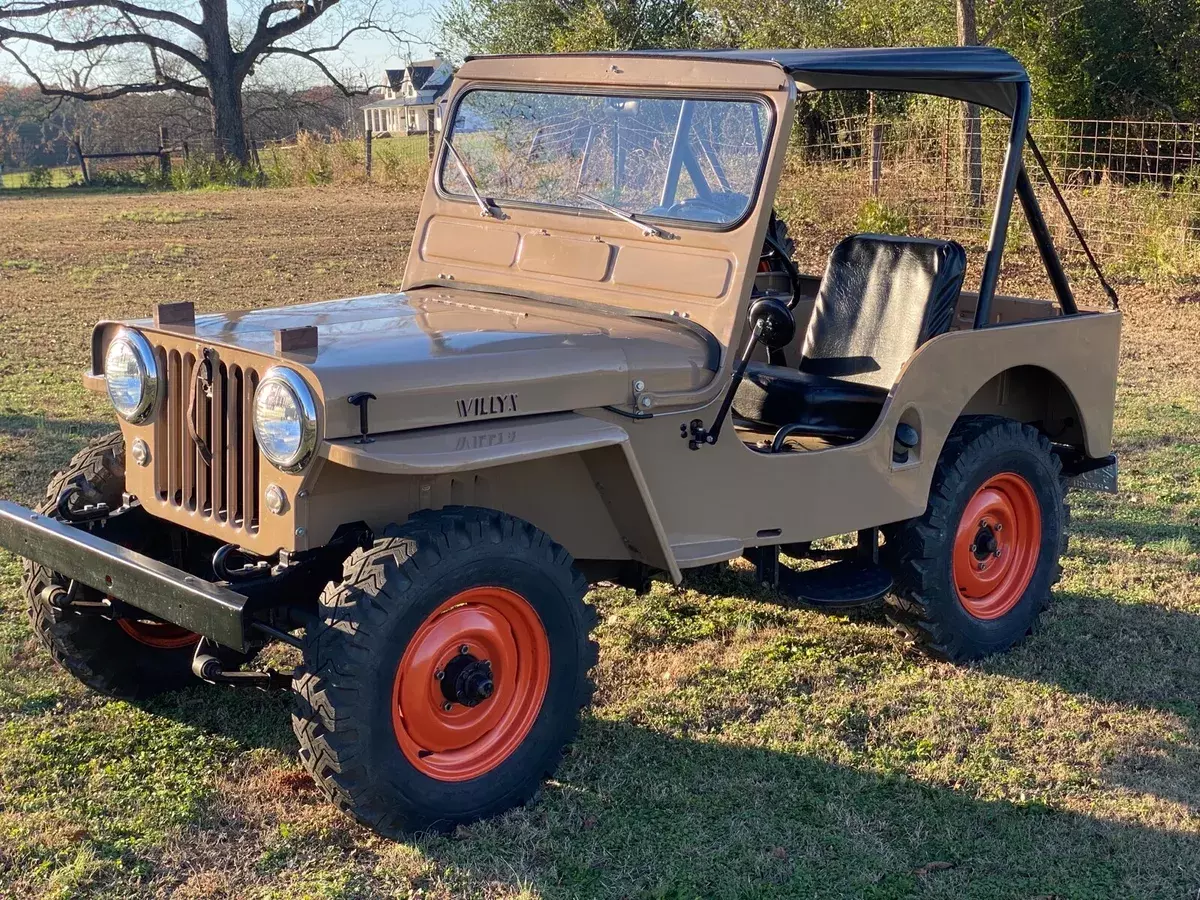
116, 617, 200, 649
953, 472, 1042, 620
392, 586, 550, 782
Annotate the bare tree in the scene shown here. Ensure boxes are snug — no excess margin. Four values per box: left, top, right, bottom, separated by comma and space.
0, 1, 416, 163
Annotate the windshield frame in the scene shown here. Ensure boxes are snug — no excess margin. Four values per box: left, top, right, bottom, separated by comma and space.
434, 83, 778, 232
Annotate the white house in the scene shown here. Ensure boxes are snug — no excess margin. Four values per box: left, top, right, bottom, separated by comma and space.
362, 57, 454, 136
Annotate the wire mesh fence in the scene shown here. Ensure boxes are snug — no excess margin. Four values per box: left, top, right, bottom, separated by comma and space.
777, 97, 1200, 299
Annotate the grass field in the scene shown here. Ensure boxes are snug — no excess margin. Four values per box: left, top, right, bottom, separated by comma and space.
1, 184, 1199, 899
1, 167, 78, 189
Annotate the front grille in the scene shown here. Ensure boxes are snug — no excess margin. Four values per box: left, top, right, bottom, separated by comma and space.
153, 345, 260, 533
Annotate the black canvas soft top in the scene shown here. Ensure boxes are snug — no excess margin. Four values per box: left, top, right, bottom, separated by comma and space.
468, 47, 1030, 118
653, 47, 1028, 116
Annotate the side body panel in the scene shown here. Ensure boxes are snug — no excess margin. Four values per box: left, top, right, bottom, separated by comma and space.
324, 310, 1118, 578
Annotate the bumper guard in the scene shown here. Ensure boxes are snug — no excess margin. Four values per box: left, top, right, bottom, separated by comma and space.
0, 500, 250, 651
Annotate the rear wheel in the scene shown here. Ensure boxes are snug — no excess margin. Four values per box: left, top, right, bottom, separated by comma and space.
23, 431, 203, 700
884, 416, 1068, 661
293, 507, 597, 835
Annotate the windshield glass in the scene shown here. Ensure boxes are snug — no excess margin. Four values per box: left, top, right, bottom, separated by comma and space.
439, 89, 771, 226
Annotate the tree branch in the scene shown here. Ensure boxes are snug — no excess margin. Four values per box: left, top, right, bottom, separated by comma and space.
0, 1, 204, 36
259, 44, 383, 95
1, 42, 208, 98
238, 1, 337, 79
0, 21, 210, 74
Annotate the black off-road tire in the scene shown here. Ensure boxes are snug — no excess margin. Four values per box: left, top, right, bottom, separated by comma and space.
292, 506, 598, 836
883, 416, 1069, 661
23, 431, 202, 701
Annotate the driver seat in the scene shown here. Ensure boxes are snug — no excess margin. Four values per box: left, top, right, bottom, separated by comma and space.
735, 234, 967, 442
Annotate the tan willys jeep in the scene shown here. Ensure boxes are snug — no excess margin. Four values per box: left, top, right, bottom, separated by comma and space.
0, 48, 1121, 836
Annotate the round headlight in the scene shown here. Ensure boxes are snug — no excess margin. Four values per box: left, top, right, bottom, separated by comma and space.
104, 329, 158, 423
253, 367, 318, 472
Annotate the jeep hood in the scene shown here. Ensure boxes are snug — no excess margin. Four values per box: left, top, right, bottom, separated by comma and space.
133, 288, 717, 439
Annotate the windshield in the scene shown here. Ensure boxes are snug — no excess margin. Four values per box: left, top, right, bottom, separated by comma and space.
439, 89, 772, 226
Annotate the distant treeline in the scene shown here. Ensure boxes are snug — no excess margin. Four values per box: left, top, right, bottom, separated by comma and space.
440, 0, 1200, 121
0, 83, 368, 171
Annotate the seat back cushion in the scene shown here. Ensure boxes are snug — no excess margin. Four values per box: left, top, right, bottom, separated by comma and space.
799, 235, 967, 389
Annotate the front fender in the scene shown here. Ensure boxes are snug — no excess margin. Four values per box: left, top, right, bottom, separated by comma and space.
320, 413, 681, 581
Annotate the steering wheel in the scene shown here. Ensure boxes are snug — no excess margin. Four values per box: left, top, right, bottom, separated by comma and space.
663, 198, 728, 222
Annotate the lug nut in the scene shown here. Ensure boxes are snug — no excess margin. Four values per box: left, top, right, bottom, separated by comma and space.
978, 562, 986, 571
459, 644, 469, 655
435, 670, 445, 681
979, 519, 988, 528
969, 544, 977, 553
995, 523, 1003, 532
994, 550, 1002, 558
443, 701, 453, 712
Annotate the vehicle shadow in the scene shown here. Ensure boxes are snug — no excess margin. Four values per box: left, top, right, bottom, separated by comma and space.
414, 719, 1200, 897
139, 690, 1200, 897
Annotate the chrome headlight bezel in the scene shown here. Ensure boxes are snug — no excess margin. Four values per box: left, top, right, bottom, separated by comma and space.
104, 328, 159, 424
253, 366, 319, 473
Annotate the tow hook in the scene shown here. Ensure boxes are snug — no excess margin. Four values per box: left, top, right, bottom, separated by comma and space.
192, 639, 291, 690
55, 475, 111, 524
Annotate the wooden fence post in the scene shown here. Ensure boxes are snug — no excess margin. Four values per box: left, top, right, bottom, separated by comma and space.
427, 109, 436, 161
158, 125, 172, 178
870, 124, 884, 199
72, 133, 89, 185
365, 126, 373, 179
866, 92, 883, 199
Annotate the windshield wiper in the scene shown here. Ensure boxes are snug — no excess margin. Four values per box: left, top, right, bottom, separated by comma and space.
444, 138, 500, 219
577, 192, 667, 239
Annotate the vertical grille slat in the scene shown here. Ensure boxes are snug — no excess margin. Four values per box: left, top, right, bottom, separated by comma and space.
181, 352, 196, 510
246, 369, 260, 532
166, 350, 182, 503
228, 365, 243, 527
210, 363, 225, 522
151, 340, 261, 536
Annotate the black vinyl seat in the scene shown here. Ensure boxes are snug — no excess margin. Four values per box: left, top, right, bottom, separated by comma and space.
735, 234, 967, 441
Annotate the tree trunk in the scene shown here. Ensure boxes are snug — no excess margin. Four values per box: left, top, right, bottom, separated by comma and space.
209, 72, 248, 163
957, 0, 985, 210
200, 0, 249, 164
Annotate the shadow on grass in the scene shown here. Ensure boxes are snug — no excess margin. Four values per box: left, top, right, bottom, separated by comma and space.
426, 719, 1200, 898
134, 687, 1200, 898
146, 683, 297, 755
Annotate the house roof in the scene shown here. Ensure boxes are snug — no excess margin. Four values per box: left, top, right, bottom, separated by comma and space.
383, 58, 448, 92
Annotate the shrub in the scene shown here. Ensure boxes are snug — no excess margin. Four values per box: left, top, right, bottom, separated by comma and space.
169, 156, 265, 190
87, 168, 144, 188
25, 166, 53, 188
855, 198, 910, 235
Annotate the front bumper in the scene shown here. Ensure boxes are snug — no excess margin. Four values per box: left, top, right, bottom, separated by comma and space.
0, 500, 250, 651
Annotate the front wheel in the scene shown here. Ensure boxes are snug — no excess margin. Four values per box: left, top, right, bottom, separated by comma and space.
884, 416, 1068, 661
292, 507, 597, 836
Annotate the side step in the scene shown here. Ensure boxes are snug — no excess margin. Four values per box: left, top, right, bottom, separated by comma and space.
777, 559, 893, 611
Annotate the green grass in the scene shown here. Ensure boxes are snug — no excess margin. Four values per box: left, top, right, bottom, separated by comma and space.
102, 209, 209, 225
1, 167, 77, 189
0, 186, 1198, 897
